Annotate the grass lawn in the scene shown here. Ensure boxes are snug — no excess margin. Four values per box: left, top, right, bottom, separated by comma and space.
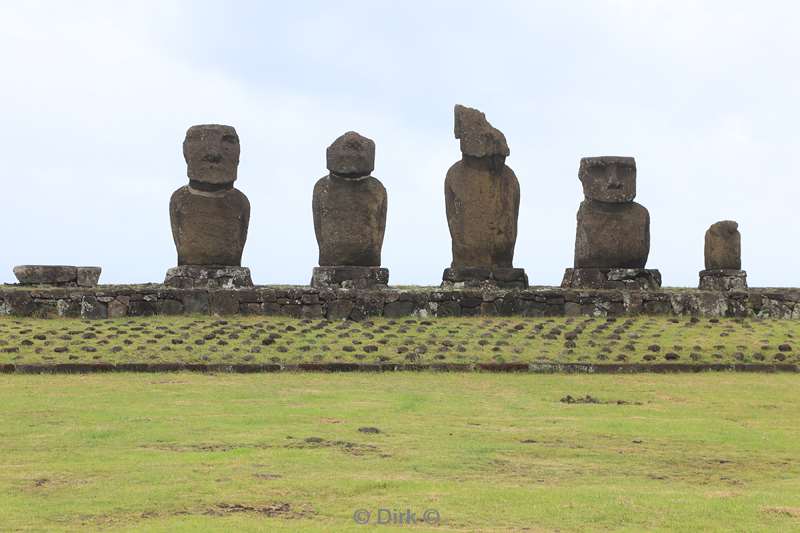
0, 315, 797, 367
1, 373, 800, 531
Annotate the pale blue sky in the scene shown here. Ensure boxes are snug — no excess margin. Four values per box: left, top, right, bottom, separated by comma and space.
1, 1, 798, 287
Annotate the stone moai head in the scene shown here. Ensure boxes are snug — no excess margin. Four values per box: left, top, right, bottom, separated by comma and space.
326, 131, 375, 178
454, 104, 509, 166
705, 220, 741, 270
183, 124, 240, 185
579, 156, 636, 203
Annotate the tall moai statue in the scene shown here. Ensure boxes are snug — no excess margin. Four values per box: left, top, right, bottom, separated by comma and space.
441, 105, 528, 288
311, 131, 389, 289
164, 124, 253, 288
699, 220, 747, 290
561, 156, 662, 289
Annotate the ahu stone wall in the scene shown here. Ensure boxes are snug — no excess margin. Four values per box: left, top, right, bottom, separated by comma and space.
1, 285, 799, 320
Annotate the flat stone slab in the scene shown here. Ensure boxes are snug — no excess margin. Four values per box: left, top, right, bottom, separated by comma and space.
562, 268, 662, 290
311, 266, 389, 289
164, 265, 253, 289
699, 269, 748, 291
441, 267, 528, 289
13, 265, 101, 287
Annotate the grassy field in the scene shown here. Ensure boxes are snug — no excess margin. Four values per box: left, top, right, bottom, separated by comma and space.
0, 315, 797, 366
0, 373, 799, 531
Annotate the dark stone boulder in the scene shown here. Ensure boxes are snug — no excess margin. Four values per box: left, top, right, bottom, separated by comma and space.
705, 220, 741, 270
13, 265, 102, 287
574, 200, 650, 268
13, 265, 77, 285
76, 267, 102, 287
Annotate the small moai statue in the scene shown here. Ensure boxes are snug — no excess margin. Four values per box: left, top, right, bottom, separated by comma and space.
699, 220, 747, 290
441, 104, 527, 288
561, 156, 662, 289
164, 124, 253, 289
310, 131, 389, 289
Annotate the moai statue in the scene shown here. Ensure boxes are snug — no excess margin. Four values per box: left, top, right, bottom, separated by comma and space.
441, 104, 527, 289
164, 124, 253, 289
311, 131, 389, 289
699, 220, 747, 290
561, 156, 661, 289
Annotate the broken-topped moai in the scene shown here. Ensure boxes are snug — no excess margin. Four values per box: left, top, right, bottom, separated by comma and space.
164, 124, 253, 289
561, 156, 662, 289
442, 104, 527, 289
311, 131, 389, 289
699, 220, 747, 290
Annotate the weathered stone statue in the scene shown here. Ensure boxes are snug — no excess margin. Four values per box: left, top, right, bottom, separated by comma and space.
164, 124, 253, 288
442, 105, 527, 288
562, 156, 661, 289
311, 131, 389, 289
699, 220, 747, 290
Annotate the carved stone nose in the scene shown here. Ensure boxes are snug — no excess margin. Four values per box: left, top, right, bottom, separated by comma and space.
202, 153, 223, 163
607, 168, 622, 189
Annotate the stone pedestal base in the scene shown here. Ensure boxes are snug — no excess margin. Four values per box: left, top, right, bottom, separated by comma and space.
311, 266, 389, 289
13, 265, 102, 287
699, 269, 748, 291
561, 268, 662, 290
441, 267, 529, 289
164, 265, 253, 289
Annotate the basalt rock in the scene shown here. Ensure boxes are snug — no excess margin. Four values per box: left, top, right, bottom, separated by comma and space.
13, 265, 102, 287
311, 266, 389, 289
562, 268, 662, 290
444, 105, 525, 287
164, 265, 253, 289
168, 124, 252, 286
699, 269, 748, 291
441, 267, 528, 289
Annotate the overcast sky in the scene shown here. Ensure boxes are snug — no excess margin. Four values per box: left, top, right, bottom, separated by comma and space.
1, 1, 798, 287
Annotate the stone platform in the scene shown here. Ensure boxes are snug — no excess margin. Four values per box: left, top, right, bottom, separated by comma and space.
441, 267, 528, 289
1, 284, 799, 320
310, 266, 389, 289
699, 269, 748, 291
561, 268, 662, 290
13, 265, 101, 287
164, 266, 253, 289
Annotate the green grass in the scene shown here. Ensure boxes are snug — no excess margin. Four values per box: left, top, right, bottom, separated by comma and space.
0, 315, 797, 367
1, 373, 800, 531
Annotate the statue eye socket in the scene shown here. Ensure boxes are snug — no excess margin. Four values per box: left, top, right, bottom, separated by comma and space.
588, 165, 605, 177
222, 134, 238, 144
